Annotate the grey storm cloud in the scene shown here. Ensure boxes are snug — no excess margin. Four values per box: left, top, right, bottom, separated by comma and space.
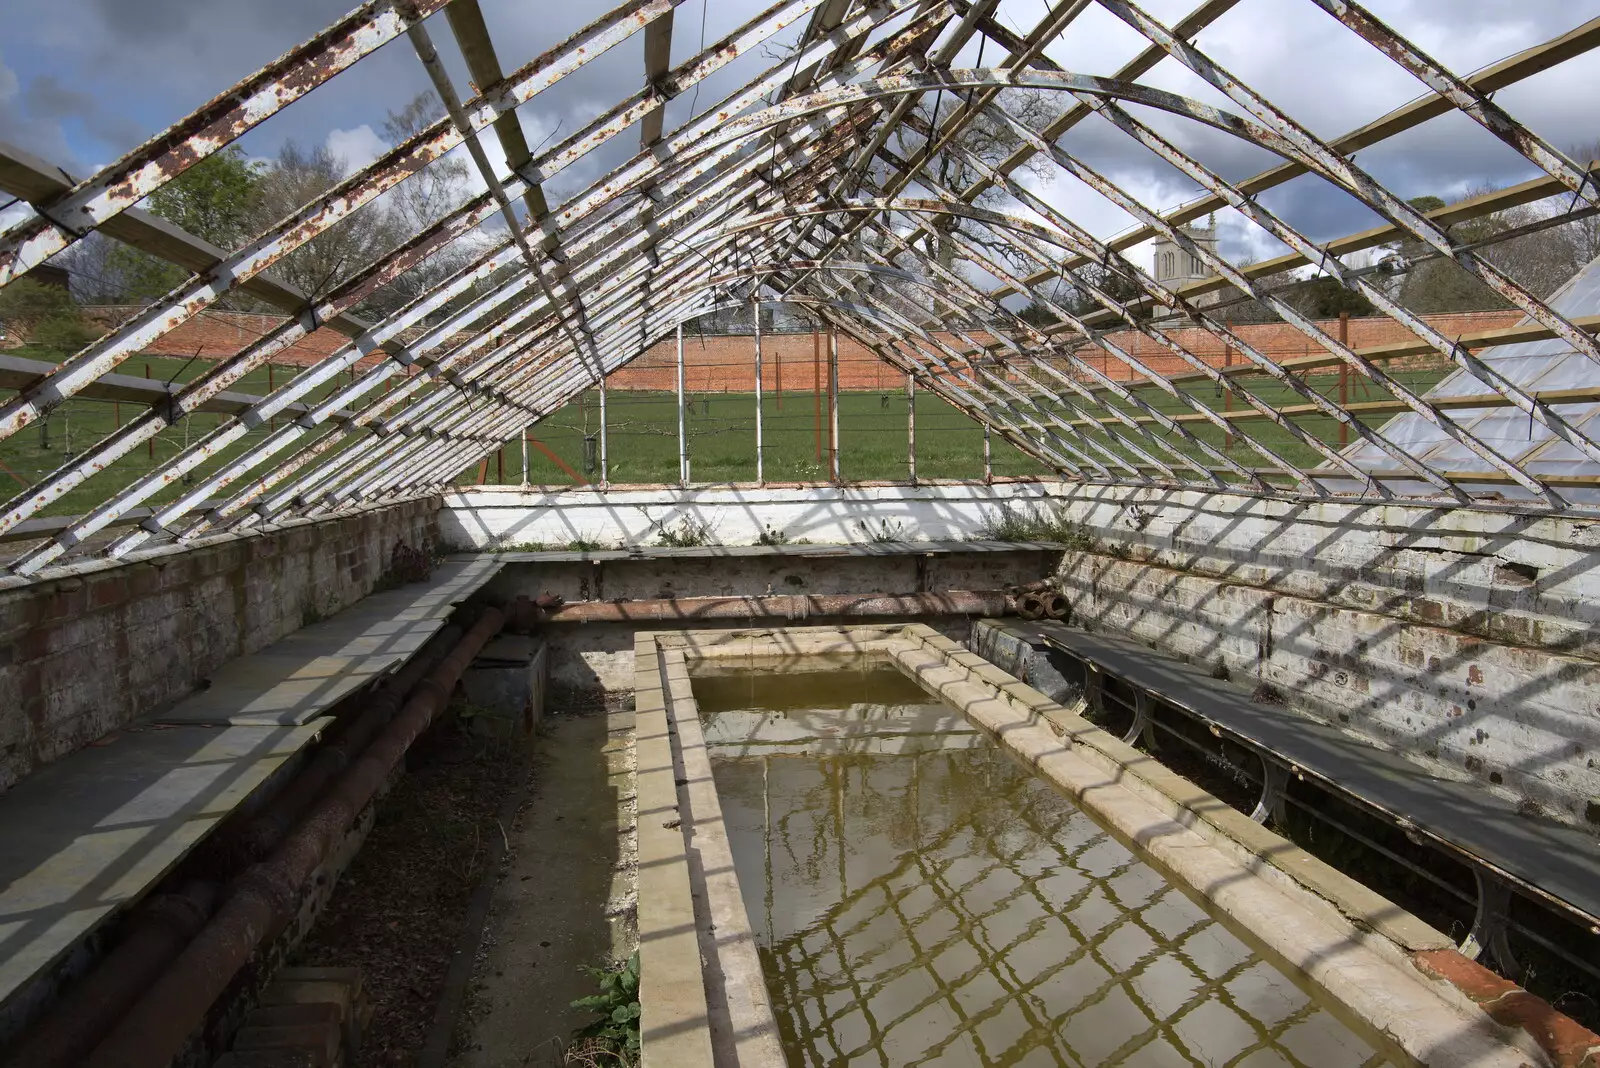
0, 0, 1595, 244
0, 51, 79, 169
22, 73, 145, 155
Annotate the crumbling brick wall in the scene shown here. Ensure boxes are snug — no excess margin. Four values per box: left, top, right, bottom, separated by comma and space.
0, 498, 440, 793
1048, 487, 1600, 831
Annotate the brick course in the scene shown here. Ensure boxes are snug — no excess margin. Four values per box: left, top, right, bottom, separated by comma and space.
85, 307, 1522, 388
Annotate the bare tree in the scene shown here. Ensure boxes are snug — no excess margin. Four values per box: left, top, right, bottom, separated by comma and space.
364, 92, 483, 315
1391, 146, 1600, 311
252, 142, 404, 303
883, 89, 1059, 275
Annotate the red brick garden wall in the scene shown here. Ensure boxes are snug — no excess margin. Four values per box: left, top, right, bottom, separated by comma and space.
91, 307, 1522, 388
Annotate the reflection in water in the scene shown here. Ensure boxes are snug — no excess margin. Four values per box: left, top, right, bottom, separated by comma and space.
696, 660, 1386, 1068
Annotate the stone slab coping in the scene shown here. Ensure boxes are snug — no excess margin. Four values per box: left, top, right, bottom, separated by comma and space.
156, 556, 502, 726
0, 555, 502, 1020
888, 626, 1541, 1068
908, 622, 1449, 952
483, 540, 1066, 564
1006, 619, 1600, 930
0, 719, 326, 1015
632, 636, 716, 1068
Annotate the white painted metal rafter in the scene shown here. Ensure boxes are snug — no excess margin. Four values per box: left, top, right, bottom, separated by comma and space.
0, 0, 1598, 577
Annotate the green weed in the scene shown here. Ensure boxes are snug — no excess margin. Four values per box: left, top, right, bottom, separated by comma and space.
570, 952, 641, 1064
653, 516, 716, 547
977, 503, 1097, 550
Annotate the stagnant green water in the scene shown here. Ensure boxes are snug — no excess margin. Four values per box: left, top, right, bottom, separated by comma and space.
694, 659, 1387, 1068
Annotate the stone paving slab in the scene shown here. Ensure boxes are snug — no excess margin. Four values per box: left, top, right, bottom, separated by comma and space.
0, 720, 325, 1012
0, 555, 504, 1014
156, 556, 502, 726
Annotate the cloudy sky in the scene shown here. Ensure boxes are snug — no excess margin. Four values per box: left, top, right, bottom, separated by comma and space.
2, 0, 1597, 271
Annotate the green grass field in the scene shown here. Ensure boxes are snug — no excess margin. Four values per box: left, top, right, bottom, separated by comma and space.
0, 347, 362, 517
482, 365, 1450, 486
0, 344, 1451, 519
489, 388, 1051, 485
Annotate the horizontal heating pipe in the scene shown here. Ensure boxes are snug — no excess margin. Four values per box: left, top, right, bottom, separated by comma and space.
542, 590, 1016, 622
62, 607, 505, 1068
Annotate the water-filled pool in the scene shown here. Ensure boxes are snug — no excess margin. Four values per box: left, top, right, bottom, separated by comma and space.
694, 657, 1387, 1068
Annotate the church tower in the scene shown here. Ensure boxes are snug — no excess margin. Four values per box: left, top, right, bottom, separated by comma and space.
1152, 216, 1220, 292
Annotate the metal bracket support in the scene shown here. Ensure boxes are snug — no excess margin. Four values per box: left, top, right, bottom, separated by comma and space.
1121, 689, 1159, 750
1250, 757, 1290, 826
1066, 664, 1103, 720
1461, 865, 1524, 981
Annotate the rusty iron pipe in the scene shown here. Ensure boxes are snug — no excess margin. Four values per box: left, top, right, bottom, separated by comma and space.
77, 607, 505, 1068
0, 621, 470, 1068
544, 590, 1014, 623
0, 880, 216, 1068
1040, 591, 1071, 622
224, 621, 466, 863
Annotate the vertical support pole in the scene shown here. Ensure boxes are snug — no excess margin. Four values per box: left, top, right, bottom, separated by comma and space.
267, 362, 275, 432
828, 327, 840, 483
497, 444, 504, 484
1223, 341, 1233, 450
145, 363, 154, 460
599, 373, 609, 488
775, 327, 783, 410
1338, 310, 1351, 446
677, 323, 688, 486
907, 372, 917, 485
983, 423, 992, 483
520, 428, 529, 486
812, 327, 822, 463
753, 302, 764, 486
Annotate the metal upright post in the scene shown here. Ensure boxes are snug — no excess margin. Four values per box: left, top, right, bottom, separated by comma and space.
812, 327, 822, 463
907, 372, 917, 485
828, 327, 840, 483
598, 373, 609, 488
1223, 341, 1234, 450
1339, 310, 1351, 446
146, 363, 154, 459
983, 423, 992, 483
520, 427, 528, 486
754, 302, 764, 486
677, 323, 688, 486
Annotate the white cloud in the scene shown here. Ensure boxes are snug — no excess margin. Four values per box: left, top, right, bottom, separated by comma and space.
325, 124, 388, 177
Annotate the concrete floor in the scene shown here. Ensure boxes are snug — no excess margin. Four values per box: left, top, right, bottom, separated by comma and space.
447, 708, 637, 1067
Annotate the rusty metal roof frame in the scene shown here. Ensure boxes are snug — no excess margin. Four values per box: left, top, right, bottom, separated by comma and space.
0, 0, 1598, 576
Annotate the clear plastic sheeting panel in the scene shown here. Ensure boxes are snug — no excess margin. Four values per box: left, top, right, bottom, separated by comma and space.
1334, 254, 1600, 503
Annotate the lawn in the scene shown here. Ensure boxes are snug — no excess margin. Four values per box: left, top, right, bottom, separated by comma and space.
481, 388, 1051, 485
0, 344, 1451, 521
0, 347, 363, 517
476, 365, 1450, 487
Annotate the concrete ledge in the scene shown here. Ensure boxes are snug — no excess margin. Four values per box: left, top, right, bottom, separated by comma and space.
441, 481, 1068, 549
632, 636, 714, 1068
888, 625, 1542, 1068
656, 646, 783, 1068
900, 622, 1451, 951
